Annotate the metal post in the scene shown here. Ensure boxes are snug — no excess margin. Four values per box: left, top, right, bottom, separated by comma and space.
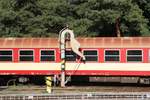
60, 44, 66, 87
59, 28, 67, 87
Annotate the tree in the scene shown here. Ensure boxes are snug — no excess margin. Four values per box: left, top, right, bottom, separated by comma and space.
0, 0, 149, 37
133, 0, 150, 36
70, 0, 150, 36
0, 0, 70, 37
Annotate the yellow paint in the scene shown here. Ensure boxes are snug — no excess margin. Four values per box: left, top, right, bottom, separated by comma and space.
45, 76, 52, 93
61, 60, 65, 64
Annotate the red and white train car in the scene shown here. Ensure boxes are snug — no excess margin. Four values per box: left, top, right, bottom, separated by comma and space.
0, 37, 150, 83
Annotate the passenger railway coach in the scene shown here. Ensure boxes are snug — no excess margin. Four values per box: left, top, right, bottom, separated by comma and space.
0, 37, 150, 84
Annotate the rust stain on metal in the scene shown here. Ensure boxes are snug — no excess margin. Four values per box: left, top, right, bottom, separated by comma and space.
0, 37, 149, 48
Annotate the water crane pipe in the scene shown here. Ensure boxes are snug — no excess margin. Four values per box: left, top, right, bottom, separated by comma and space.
59, 28, 85, 87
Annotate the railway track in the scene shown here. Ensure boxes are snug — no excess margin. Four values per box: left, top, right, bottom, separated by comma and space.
1, 85, 150, 94
1, 85, 150, 99
0, 92, 150, 100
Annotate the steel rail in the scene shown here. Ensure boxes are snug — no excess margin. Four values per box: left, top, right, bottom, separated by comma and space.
0, 92, 150, 100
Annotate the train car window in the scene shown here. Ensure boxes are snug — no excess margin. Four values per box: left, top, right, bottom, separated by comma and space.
127, 50, 142, 62
83, 50, 98, 62
40, 50, 55, 61
19, 50, 33, 61
0, 50, 12, 61
105, 50, 120, 62
65, 50, 77, 61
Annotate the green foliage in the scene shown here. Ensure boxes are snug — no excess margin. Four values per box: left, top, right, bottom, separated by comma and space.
133, 0, 150, 36
71, 0, 150, 36
0, 0, 149, 37
0, 0, 70, 37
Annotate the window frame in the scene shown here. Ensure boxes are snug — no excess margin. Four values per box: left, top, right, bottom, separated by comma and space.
126, 49, 143, 62
0, 49, 13, 62
104, 49, 120, 62
19, 49, 34, 62
40, 49, 56, 62
65, 49, 77, 62
82, 49, 99, 62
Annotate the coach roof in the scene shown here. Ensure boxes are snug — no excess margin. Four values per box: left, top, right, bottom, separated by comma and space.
0, 37, 149, 48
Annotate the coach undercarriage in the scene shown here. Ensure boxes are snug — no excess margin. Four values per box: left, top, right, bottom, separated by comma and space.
71, 76, 150, 85
1, 75, 150, 87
